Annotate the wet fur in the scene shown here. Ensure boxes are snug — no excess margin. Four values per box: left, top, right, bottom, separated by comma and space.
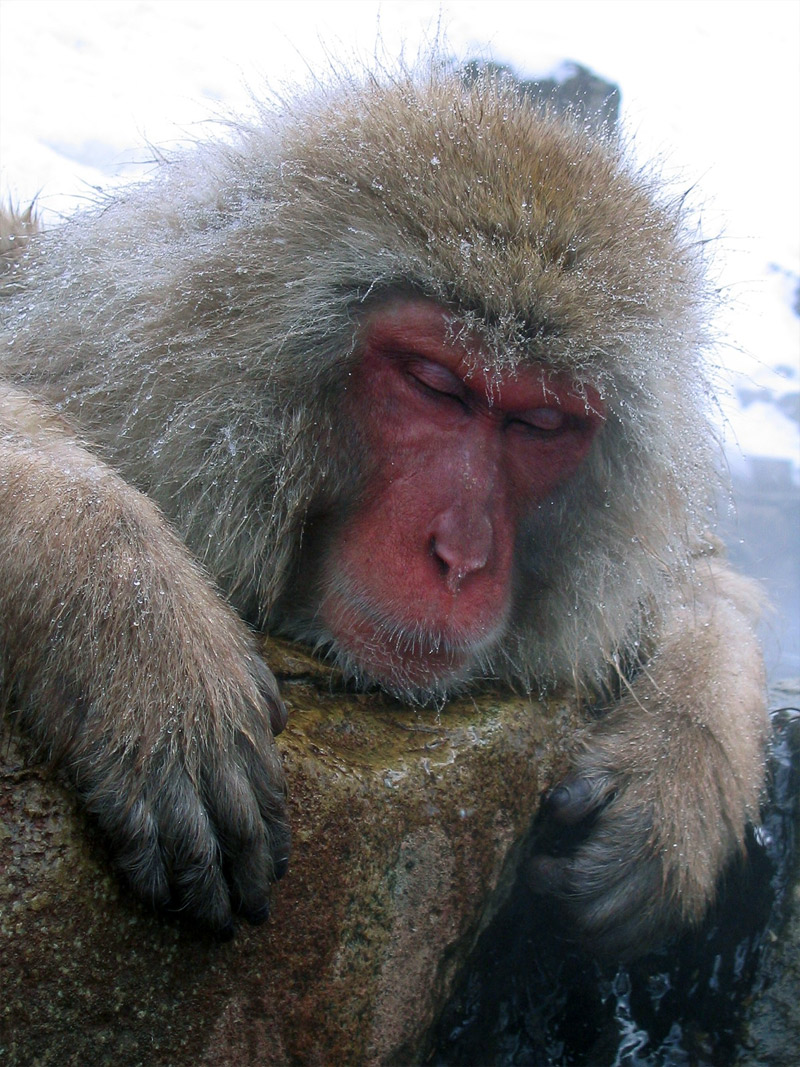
0, 68, 767, 951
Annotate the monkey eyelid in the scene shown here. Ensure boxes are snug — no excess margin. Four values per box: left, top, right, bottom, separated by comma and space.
505, 408, 568, 435
401, 356, 579, 434
402, 357, 469, 406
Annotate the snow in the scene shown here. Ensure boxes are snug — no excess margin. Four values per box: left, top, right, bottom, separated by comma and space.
1, 0, 798, 474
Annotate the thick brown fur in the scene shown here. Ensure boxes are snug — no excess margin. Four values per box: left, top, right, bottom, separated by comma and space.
0, 66, 767, 953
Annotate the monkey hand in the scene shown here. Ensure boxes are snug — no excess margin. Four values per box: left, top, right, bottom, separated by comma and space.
78, 645, 290, 939
528, 569, 768, 959
1, 415, 289, 936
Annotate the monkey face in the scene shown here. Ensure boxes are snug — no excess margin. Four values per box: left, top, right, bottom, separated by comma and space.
309, 300, 605, 696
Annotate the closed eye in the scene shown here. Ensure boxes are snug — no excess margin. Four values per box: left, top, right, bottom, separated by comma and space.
404, 357, 468, 406
506, 408, 568, 434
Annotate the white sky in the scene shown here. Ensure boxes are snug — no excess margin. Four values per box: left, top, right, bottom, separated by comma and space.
1, 0, 798, 468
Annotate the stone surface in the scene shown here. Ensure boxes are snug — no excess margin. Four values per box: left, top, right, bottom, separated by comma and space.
0, 637, 581, 1066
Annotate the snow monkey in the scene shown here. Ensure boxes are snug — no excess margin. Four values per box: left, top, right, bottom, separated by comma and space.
0, 67, 767, 956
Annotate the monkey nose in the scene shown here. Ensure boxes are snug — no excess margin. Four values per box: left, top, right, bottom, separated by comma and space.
429, 506, 492, 592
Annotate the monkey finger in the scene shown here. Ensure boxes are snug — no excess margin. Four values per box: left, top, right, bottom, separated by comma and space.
232, 729, 290, 860
169, 854, 234, 936
151, 780, 237, 933
251, 657, 288, 735
542, 773, 613, 825
247, 791, 291, 883
90, 791, 172, 912
526, 853, 574, 897
269, 697, 288, 736
224, 831, 281, 924
203, 753, 289, 913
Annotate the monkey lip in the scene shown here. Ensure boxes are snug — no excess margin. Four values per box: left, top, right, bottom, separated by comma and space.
320, 590, 501, 692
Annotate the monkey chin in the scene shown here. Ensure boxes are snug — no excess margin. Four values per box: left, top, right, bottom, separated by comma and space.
318, 591, 503, 705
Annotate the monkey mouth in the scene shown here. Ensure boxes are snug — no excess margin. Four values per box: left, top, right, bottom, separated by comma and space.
318, 586, 503, 700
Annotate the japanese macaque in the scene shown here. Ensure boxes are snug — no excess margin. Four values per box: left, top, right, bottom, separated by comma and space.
0, 67, 767, 955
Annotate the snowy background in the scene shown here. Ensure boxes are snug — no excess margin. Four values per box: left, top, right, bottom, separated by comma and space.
1, 0, 798, 673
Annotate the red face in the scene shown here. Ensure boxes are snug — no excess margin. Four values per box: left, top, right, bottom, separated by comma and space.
315, 301, 605, 695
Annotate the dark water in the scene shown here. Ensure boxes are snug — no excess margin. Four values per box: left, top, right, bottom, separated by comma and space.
427, 705, 800, 1067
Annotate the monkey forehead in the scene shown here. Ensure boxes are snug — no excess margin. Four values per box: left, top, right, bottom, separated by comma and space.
361, 299, 605, 418
280, 82, 703, 316
258, 72, 713, 402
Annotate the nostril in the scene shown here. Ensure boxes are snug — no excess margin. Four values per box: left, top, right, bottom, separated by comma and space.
429, 535, 451, 576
